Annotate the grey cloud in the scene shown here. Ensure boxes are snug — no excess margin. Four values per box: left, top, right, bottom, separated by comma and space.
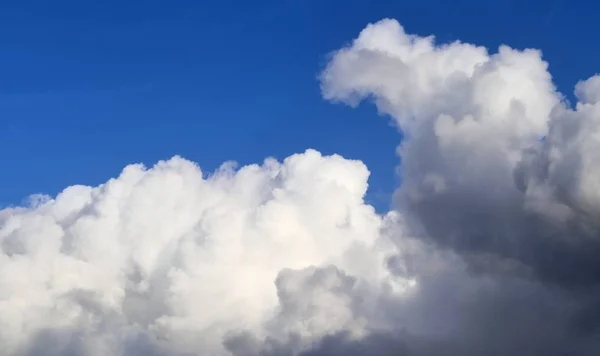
316, 17, 600, 356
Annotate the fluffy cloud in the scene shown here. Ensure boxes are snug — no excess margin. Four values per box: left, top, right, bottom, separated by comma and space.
3, 17, 600, 356
0, 150, 406, 355
321, 18, 600, 290
317, 18, 600, 355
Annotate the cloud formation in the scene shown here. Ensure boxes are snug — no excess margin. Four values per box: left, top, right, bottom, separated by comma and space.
2, 18, 600, 356
318, 18, 600, 355
1, 150, 408, 355
321, 18, 600, 290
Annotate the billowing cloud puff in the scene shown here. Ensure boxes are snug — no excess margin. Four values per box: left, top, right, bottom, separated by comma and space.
317, 18, 600, 355
3, 17, 600, 356
321, 18, 600, 289
0, 150, 407, 355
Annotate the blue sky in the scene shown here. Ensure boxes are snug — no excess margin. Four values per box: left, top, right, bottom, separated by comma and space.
0, 0, 595, 211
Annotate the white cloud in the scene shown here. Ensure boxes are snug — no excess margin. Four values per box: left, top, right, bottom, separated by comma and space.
321, 18, 559, 204
0, 150, 408, 355
4, 17, 600, 356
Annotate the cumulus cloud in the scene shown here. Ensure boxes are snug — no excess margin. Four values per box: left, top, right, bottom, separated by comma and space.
317, 18, 600, 354
320, 18, 600, 289
3, 17, 600, 356
0, 150, 406, 355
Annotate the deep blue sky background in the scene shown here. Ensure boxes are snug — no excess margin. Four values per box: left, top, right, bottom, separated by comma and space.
0, 0, 595, 211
